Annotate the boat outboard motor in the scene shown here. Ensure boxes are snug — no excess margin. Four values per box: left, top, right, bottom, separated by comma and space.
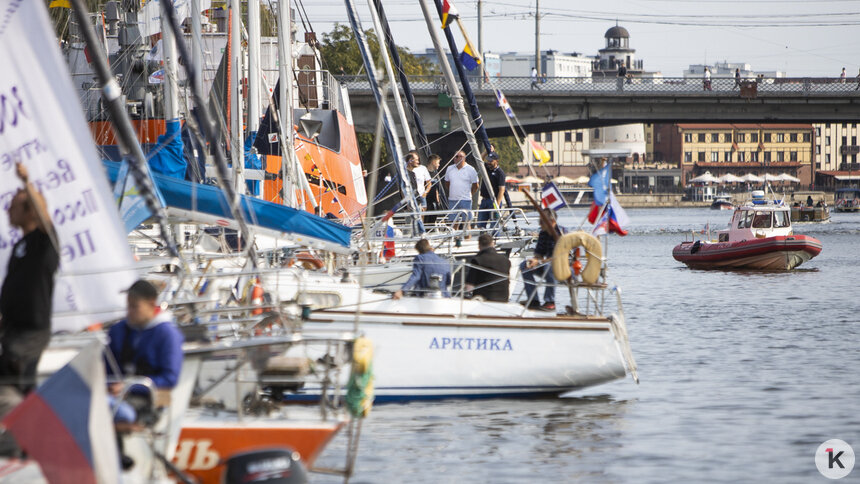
223, 448, 308, 484
427, 274, 444, 298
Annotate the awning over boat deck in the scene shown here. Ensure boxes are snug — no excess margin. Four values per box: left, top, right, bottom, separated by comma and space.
103, 161, 352, 253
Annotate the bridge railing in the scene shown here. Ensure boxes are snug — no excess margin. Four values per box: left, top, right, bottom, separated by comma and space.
336, 75, 860, 97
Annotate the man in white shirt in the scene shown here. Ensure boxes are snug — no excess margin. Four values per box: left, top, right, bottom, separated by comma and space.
444, 150, 479, 232
408, 152, 432, 210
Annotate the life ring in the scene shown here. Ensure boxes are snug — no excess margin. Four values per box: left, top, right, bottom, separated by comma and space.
287, 251, 325, 270
552, 231, 602, 285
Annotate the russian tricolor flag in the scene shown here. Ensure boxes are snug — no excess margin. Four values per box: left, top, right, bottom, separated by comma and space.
3, 342, 119, 483
588, 163, 628, 236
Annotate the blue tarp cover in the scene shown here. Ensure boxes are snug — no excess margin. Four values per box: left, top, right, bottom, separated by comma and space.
104, 161, 351, 248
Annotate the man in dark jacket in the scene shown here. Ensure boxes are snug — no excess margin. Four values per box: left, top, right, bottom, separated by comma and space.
465, 234, 511, 302
0, 163, 58, 394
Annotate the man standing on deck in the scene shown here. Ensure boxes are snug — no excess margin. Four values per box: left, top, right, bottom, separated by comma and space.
425, 154, 445, 225
476, 151, 506, 233
408, 152, 432, 213
444, 151, 479, 235
0, 163, 59, 395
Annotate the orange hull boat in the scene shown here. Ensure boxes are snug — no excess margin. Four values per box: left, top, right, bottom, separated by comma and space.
175, 418, 344, 483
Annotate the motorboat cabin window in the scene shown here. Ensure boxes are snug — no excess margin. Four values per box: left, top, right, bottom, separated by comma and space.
751, 212, 772, 229
737, 210, 753, 228
774, 210, 790, 228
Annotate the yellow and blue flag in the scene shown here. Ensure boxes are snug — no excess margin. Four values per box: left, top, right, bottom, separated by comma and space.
460, 41, 481, 71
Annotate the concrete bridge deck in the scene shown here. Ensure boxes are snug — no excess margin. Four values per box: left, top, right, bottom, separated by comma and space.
340, 76, 860, 135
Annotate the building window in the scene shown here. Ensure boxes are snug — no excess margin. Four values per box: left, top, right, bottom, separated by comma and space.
750, 151, 758, 162
816, 127, 821, 137
750, 133, 758, 143
789, 133, 797, 142
764, 133, 772, 142
711, 152, 719, 162
804, 133, 811, 143
684, 151, 692, 162
738, 151, 746, 162
826, 136, 831, 145
565, 132, 572, 142
724, 151, 732, 162
764, 151, 772, 162
684, 133, 692, 143
737, 133, 746, 143
576, 132, 583, 142
790, 151, 798, 162
842, 136, 848, 146
646, 133, 652, 143
853, 136, 857, 145
546, 132, 553, 142
593, 129, 600, 139
698, 133, 706, 142
726, 133, 732, 143
816, 145, 821, 154
777, 151, 785, 162
826, 153, 831, 164
777, 133, 785, 142
656, 132, 662, 143
698, 151, 705, 162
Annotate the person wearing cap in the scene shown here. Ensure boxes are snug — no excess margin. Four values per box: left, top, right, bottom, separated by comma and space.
107, 280, 184, 423
0, 163, 58, 395
476, 150, 506, 232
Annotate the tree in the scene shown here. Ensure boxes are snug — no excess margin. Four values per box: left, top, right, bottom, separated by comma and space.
319, 24, 438, 165
318, 24, 439, 77
490, 136, 524, 174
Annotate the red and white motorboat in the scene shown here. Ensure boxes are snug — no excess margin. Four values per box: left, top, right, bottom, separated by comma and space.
673, 191, 822, 270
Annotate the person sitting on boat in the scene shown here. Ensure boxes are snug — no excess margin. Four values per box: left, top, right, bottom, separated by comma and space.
393, 239, 452, 299
107, 280, 184, 425
807, 195, 814, 207
520, 209, 560, 311
465, 234, 511, 302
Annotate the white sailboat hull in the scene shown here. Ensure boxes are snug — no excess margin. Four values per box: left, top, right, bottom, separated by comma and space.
294, 305, 629, 401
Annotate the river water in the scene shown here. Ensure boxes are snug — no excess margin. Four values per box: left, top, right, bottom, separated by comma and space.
316, 208, 860, 483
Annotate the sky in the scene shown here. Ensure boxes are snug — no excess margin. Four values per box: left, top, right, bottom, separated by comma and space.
295, 0, 860, 77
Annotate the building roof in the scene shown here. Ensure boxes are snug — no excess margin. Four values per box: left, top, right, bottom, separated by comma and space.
605, 26, 629, 38
676, 123, 813, 130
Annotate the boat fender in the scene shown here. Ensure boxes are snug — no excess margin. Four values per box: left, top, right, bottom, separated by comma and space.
552, 231, 602, 285
690, 240, 702, 254
346, 337, 374, 418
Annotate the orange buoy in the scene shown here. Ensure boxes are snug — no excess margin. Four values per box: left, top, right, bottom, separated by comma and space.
250, 277, 264, 315
572, 248, 583, 276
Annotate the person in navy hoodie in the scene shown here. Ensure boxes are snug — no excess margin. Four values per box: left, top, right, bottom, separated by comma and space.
107, 279, 183, 424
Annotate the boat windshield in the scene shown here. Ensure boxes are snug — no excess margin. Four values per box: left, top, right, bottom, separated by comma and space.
737, 210, 753, 228
774, 210, 790, 228
751, 211, 772, 228
838, 190, 859, 200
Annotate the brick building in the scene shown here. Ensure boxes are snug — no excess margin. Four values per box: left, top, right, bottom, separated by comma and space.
652, 123, 815, 186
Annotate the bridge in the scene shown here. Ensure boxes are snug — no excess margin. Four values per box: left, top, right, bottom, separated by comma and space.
339, 75, 860, 136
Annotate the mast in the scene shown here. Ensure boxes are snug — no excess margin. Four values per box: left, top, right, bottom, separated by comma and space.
278, 1, 298, 208
191, 0, 203, 83
365, 0, 415, 152
372, 0, 431, 158
420, 0, 496, 214
160, 8, 180, 123
230, 0, 245, 193
160, 0, 260, 268
343, 0, 420, 221
248, 0, 261, 134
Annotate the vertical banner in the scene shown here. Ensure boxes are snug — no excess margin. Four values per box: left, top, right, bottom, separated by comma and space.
0, 0, 137, 331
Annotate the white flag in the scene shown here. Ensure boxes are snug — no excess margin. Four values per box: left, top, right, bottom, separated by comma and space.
0, 0, 137, 331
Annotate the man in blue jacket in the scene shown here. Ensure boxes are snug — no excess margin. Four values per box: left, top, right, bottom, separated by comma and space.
107, 279, 183, 423
393, 239, 452, 299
